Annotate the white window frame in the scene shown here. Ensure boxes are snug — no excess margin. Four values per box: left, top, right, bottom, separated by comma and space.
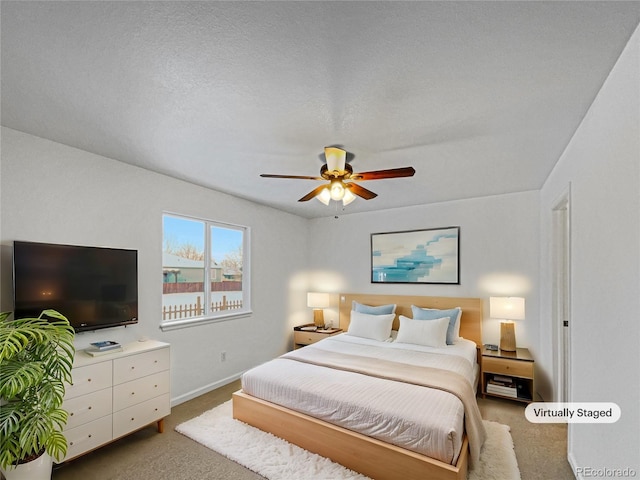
160, 212, 251, 331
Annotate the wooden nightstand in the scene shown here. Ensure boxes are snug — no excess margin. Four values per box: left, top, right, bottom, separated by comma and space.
293, 324, 343, 349
481, 347, 534, 403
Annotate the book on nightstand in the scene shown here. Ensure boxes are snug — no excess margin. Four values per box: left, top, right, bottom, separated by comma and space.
487, 378, 518, 398
487, 385, 518, 397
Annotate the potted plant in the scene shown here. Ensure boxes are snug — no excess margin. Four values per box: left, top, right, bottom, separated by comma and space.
0, 310, 75, 480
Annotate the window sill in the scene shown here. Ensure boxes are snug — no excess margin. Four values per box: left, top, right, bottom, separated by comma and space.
160, 310, 253, 331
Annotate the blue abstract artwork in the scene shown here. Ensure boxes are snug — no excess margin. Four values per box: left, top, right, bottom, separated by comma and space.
371, 227, 460, 284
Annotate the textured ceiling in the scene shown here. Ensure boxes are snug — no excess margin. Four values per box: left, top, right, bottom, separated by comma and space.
2, 1, 639, 218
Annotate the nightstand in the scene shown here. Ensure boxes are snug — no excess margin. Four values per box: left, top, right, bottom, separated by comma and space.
481, 347, 534, 403
293, 324, 343, 349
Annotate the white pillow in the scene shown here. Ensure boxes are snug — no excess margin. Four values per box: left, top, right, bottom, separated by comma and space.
411, 305, 462, 344
396, 315, 449, 348
346, 310, 395, 342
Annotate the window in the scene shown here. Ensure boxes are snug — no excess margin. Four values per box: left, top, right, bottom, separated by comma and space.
161, 213, 251, 330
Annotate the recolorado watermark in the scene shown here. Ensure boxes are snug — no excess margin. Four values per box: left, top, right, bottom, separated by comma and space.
525, 402, 621, 423
576, 466, 637, 478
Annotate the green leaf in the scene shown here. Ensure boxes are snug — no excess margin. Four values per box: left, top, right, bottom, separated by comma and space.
0, 360, 45, 398
0, 310, 75, 468
45, 430, 68, 461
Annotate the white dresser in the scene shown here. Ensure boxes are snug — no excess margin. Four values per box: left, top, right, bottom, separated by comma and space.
59, 340, 171, 462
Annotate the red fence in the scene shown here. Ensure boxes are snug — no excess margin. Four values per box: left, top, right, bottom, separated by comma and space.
162, 281, 242, 295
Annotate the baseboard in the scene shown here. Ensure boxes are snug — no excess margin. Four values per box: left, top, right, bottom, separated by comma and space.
568, 451, 581, 479
171, 372, 243, 407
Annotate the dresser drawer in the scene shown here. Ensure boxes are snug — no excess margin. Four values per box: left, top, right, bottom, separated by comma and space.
62, 415, 113, 462
113, 347, 170, 385
294, 331, 328, 346
65, 361, 112, 399
64, 388, 112, 430
112, 393, 171, 439
483, 357, 533, 378
113, 370, 171, 411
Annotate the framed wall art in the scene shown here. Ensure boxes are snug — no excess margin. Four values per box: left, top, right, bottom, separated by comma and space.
371, 226, 460, 284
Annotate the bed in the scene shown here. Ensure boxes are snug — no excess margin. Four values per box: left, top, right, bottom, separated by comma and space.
233, 293, 485, 480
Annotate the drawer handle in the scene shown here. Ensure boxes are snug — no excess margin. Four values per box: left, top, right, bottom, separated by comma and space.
130, 366, 135, 370
131, 417, 135, 421
131, 392, 135, 395
154, 360, 158, 363
87, 378, 92, 382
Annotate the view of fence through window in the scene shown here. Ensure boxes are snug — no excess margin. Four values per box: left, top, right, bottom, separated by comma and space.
162, 214, 245, 321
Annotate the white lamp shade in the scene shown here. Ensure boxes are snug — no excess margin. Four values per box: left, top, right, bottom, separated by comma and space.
315, 187, 331, 205
325, 147, 346, 173
490, 297, 525, 320
342, 188, 356, 206
329, 180, 345, 201
307, 292, 330, 308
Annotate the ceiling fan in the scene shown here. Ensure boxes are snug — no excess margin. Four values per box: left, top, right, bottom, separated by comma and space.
260, 147, 415, 206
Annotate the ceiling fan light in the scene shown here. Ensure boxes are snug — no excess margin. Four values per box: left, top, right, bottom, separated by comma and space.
325, 147, 346, 173
316, 187, 331, 205
330, 179, 345, 201
342, 188, 356, 206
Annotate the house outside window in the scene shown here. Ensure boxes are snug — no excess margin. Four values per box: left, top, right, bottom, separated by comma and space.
160, 213, 251, 330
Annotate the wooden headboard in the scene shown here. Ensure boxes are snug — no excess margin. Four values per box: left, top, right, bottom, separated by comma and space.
338, 293, 483, 348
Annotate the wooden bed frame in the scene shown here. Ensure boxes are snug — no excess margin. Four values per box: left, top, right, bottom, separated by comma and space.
233, 294, 483, 480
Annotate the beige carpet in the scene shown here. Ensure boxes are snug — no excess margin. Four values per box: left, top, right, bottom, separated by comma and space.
177, 400, 521, 480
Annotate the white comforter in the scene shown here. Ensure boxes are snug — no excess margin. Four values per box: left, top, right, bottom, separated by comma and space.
241, 334, 478, 465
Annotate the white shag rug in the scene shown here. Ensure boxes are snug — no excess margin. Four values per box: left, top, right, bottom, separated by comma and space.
176, 401, 521, 480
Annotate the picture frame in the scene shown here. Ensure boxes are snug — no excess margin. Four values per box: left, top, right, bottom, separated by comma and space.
371, 226, 460, 284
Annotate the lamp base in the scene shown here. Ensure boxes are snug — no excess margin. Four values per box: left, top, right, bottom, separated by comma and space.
313, 309, 325, 329
500, 322, 517, 352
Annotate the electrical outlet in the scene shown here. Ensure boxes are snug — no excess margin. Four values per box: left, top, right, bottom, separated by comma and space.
220, 351, 227, 362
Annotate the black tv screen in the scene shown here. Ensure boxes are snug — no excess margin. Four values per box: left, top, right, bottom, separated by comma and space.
13, 241, 138, 332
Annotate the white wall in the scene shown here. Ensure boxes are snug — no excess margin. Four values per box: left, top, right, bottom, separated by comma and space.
307, 192, 540, 356
539, 25, 639, 476
0, 126, 544, 401
0, 127, 310, 404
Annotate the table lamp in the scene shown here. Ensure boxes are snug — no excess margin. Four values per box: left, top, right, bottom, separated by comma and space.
490, 297, 525, 352
307, 292, 330, 328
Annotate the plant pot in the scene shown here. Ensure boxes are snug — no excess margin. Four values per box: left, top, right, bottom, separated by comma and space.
0, 453, 53, 480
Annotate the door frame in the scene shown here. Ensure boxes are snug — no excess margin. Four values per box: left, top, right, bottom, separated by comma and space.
551, 185, 572, 457
552, 186, 571, 402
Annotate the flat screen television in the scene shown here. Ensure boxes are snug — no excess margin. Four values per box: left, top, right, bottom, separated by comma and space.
13, 241, 138, 332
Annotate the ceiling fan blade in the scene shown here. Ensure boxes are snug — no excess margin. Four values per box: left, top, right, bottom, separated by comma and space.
350, 166, 416, 181
298, 184, 329, 202
260, 174, 324, 180
347, 182, 377, 200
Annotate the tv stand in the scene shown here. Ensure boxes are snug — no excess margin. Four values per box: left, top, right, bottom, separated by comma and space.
58, 340, 171, 462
